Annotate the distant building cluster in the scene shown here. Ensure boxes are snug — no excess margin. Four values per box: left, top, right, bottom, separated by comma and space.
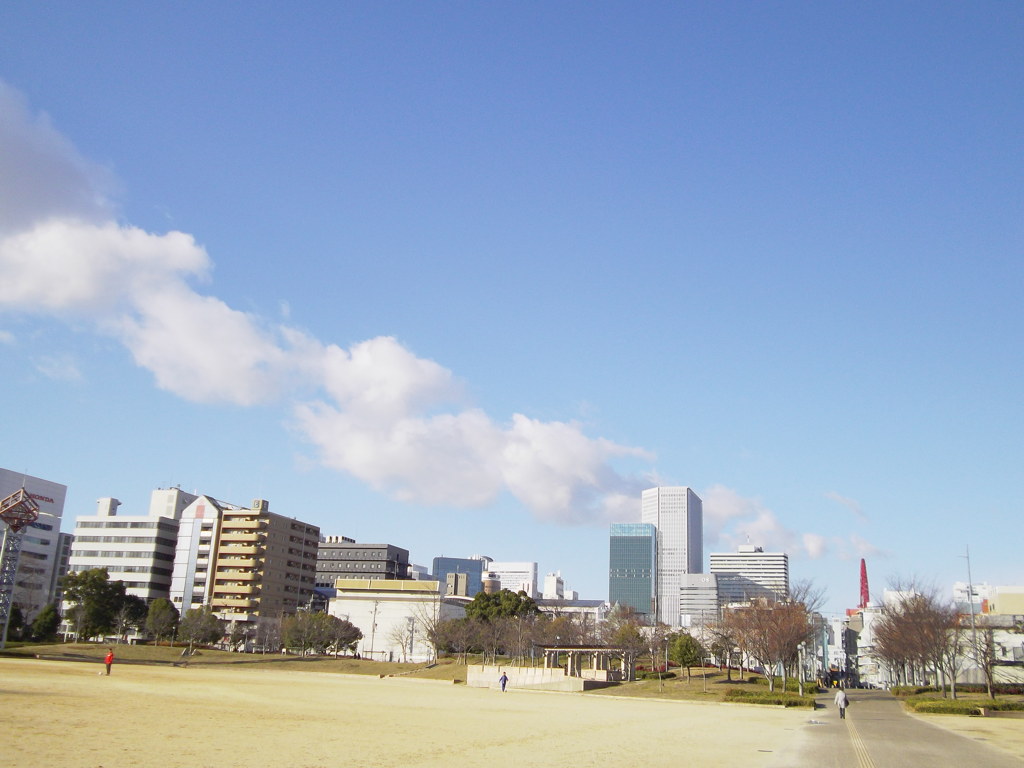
3, 467, 1021, 684
608, 485, 788, 628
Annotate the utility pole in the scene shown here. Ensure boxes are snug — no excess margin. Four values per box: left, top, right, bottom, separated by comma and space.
963, 546, 978, 647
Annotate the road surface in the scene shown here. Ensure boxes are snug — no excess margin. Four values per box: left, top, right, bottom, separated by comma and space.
769, 689, 1022, 767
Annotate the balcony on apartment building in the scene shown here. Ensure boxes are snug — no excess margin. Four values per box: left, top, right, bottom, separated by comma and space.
220, 518, 269, 530
212, 596, 259, 609
216, 542, 265, 556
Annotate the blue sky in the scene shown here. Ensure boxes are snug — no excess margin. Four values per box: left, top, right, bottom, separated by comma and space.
1, 3, 1021, 616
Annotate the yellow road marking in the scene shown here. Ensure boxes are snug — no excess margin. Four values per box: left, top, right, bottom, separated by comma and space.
846, 716, 875, 768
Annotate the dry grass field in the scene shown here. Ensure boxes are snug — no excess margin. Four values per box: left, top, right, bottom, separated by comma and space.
1, 656, 807, 768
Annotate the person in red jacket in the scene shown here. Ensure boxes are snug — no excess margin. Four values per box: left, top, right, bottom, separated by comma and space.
104, 648, 114, 675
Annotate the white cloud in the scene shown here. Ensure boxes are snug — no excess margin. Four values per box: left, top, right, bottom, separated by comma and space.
825, 491, 867, 522
702, 483, 832, 560
0, 219, 210, 317
0, 329, 14, 345
802, 533, 827, 559
0, 79, 652, 524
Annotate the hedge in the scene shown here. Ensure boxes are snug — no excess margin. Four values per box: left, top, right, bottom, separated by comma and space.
894, 683, 1024, 698
905, 699, 1024, 715
724, 688, 817, 708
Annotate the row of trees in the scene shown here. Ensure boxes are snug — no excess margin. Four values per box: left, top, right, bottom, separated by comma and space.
281, 611, 362, 656
870, 583, 1008, 699
427, 593, 709, 683
5, 602, 62, 642
687, 581, 825, 693
56, 568, 365, 656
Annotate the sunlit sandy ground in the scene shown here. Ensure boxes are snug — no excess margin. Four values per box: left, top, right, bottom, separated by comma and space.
3, 658, 1021, 767
3, 658, 808, 768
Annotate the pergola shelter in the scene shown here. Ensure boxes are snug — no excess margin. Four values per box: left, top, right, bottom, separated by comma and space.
540, 644, 638, 682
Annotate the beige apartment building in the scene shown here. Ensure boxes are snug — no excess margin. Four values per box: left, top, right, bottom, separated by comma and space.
171, 498, 319, 623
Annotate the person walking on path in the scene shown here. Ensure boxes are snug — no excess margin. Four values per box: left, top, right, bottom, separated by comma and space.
834, 687, 849, 719
499, 672, 508, 692
104, 648, 114, 676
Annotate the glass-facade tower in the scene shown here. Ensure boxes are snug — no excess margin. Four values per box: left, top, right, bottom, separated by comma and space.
609, 523, 657, 621
432, 556, 484, 597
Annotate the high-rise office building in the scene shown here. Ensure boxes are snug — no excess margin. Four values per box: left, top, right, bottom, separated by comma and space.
709, 545, 789, 604
316, 538, 410, 588
641, 486, 703, 627
67, 492, 187, 604
608, 523, 657, 621
0, 468, 69, 620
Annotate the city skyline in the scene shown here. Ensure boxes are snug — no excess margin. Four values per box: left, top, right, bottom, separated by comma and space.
2, 5, 1021, 616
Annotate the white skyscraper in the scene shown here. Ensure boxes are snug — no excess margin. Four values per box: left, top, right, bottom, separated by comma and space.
641, 486, 703, 627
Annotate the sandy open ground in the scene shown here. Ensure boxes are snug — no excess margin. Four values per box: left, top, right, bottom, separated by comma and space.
4, 658, 1022, 768
2, 657, 809, 768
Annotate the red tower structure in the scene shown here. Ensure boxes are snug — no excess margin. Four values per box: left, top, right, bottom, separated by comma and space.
859, 558, 869, 610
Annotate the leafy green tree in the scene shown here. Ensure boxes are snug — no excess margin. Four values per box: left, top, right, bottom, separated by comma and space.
282, 612, 363, 656
670, 632, 705, 681
113, 595, 149, 642
177, 607, 225, 651
31, 603, 61, 641
61, 569, 126, 640
327, 616, 362, 657
145, 598, 179, 644
282, 611, 322, 655
6, 604, 25, 640
465, 589, 539, 621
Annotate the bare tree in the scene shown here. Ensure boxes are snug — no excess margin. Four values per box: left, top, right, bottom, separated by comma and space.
644, 623, 672, 690
968, 624, 1000, 700
872, 582, 961, 695
387, 620, 413, 662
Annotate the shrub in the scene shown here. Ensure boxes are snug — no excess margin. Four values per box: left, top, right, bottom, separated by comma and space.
636, 670, 677, 681
953, 683, 1024, 696
752, 676, 809, 693
906, 699, 986, 715
891, 686, 939, 697
905, 698, 1024, 715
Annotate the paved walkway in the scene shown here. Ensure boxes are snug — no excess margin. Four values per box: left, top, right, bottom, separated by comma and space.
769, 690, 1023, 768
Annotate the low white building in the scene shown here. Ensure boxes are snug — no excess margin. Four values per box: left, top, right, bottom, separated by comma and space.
328, 579, 465, 663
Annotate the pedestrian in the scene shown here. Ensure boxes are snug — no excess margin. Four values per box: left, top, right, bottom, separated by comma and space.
499, 671, 508, 692
104, 648, 114, 676
834, 687, 849, 719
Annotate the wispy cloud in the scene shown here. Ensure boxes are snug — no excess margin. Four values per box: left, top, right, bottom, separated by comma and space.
0, 80, 651, 525
824, 491, 867, 522
701, 483, 880, 561
0, 329, 14, 345
34, 353, 82, 382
